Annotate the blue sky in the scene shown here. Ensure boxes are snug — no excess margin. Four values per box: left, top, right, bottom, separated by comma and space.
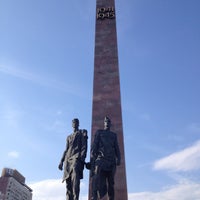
1, 0, 200, 199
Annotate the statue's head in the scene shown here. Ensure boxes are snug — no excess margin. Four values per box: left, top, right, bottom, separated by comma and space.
72, 118, 79, 129
104, 116, 111, 130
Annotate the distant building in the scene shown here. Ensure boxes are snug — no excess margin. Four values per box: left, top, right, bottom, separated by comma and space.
0, 168, 32, 200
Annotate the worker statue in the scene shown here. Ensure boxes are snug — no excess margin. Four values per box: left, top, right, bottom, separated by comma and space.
58, 118, 88, 200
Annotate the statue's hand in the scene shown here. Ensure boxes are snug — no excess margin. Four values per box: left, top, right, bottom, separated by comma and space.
58, 162, 63, 171
116, 159, 120, 166
85, 162, 91, 170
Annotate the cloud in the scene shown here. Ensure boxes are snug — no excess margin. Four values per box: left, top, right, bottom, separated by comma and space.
56, 110, 63, 116
128, 181, 200, 200
153, 140, 200, 171
0, 64, 51, 87
0, 65, 53, 90
29, 179, 87, 200
29, 179, 200, 200
0, 65, 81, 96
8, 151, 20, 159
45, 120, 66, 133
30, 179, 65, 200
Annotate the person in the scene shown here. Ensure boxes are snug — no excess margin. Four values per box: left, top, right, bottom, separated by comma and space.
58, 118, 88, 200
90, 116, 121, 200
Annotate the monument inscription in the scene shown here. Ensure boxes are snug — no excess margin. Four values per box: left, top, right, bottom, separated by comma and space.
97, 7, 115, 20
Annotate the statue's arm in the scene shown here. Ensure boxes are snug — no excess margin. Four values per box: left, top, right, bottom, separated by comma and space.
91, 131, 100, 158
60, 150, 67, 163
89, 131, 100, 176
58, 138, 69, 170
80, 129, 88, 162
115, 134, 121, 166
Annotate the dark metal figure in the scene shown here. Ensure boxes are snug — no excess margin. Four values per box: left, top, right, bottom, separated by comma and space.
58, 118, 88, 200
90, 116, 121, 200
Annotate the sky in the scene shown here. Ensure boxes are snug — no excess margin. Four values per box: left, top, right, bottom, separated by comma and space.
0, 0, 200, 199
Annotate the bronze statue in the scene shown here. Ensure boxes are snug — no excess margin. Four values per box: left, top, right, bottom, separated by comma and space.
58, 118, 88, 200
89, 116, 121, 200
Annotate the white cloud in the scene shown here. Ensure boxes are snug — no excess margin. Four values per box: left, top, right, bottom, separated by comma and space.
128, 181, 200, 200
56, 110, 63, 116
29, 179, 87, 200
0, 65, 81, 96
154, 140, 200, 171
29, 179, 200, 200
8, 151, 20, 159
45, 119, 66, 134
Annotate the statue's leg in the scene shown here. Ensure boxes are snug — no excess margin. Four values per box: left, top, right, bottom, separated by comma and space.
91, 174, 98, 200
107, 168, 116, 200
99, 170, 107, 199
66, 178, 73, 200
71, 171, 80, 200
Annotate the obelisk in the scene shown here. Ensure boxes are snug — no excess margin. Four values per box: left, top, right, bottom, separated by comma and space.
89, 0, 128, 199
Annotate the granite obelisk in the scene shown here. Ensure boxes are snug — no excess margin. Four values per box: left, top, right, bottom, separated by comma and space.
89, 0, 128, 199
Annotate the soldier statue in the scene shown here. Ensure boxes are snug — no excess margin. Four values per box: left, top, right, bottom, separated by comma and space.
58, 118, 88, 200
89, 116, 121, 200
